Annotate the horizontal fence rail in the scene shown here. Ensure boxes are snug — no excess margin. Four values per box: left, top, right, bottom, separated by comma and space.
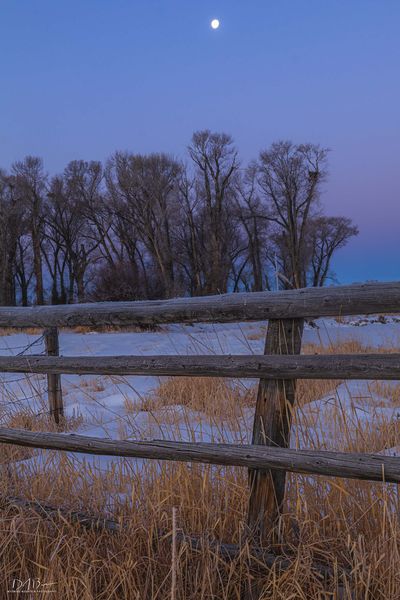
0, 281, 399, 327
1, 353, 400, 379
0, 427, 399, 483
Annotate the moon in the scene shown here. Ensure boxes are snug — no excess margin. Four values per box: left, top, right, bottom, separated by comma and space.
211, 19, 220, 30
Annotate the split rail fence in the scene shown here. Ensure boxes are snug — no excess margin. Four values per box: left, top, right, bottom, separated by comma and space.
1, 281, 400, 546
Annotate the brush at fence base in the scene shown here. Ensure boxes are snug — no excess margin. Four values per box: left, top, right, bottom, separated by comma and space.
2, 495, 349, 580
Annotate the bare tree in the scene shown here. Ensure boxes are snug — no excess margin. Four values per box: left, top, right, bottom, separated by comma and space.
257, 141, 328, 289
188, 130, 240, 294
0, 172, 26, 305
44, 176, 75, 303
307, 216, 359, 286
45, 161, 104, 303
14, 235, 34, 306
12, 157, 47, 304
234, 163, 271, 291
175, 169, 204, 295
105, 152, 182, 298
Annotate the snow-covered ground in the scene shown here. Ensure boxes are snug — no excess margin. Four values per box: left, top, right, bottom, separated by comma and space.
1, 316, 399, 474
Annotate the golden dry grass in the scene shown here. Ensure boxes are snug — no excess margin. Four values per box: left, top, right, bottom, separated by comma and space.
0, 334, 400, 598
0, 324, 160, 337
70, 324, 161, 334
0, 326, 43, 336
127, 376, 254, 420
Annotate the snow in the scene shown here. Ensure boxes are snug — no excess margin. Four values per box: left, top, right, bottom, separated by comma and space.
294, 379, 400, 450
1, 316, 399, 476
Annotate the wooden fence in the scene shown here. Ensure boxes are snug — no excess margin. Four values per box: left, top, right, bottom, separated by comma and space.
1, 280, 400, 592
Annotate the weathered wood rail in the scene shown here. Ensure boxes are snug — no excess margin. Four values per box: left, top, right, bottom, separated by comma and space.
0, 280, 399, 599
0, 352, 399, 379
1, 427, 399, 483
0, 281, 399, 327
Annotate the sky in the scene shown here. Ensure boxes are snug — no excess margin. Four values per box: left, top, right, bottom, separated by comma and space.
1, 0, 399, 284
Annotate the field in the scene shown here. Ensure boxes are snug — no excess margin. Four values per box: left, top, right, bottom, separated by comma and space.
0, 317, 400, 599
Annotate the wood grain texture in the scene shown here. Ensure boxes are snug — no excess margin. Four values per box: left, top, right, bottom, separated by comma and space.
0, 353, 398, 379
0, 281, 399, 327
0, 427, 398, 483
44, 328, 63, 425
247, 318, 304, 546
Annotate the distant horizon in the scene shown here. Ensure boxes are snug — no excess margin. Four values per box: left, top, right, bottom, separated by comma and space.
1, 0, 399, 285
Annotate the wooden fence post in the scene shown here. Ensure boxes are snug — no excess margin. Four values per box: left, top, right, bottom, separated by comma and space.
244, 318, 304, 599
247, 318, 304, 541
44, 327, 63, 425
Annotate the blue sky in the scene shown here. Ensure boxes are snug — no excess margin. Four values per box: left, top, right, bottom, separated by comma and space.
1, 0, 399, 283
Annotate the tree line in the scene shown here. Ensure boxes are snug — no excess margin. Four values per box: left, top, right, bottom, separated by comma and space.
0, 131, 358, 306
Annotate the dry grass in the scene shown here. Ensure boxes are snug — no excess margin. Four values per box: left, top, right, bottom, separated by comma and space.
304, 338, 376, 355
0, 324, 160, 337
369, 381, 400, 405
129, 376, 254, 417
0, 326, 43, 336
247, 331, 265, 341
70, 324, 161, 334
1, 447, 400, 598
1, 334, 400, 598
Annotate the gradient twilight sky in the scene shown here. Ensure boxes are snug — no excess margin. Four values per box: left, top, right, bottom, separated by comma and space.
1, 1, 399, 284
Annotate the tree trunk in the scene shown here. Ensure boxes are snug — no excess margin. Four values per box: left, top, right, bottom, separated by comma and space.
20, 282, 28, 307
32, 226, 44, 305
76, 271, 85, 303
